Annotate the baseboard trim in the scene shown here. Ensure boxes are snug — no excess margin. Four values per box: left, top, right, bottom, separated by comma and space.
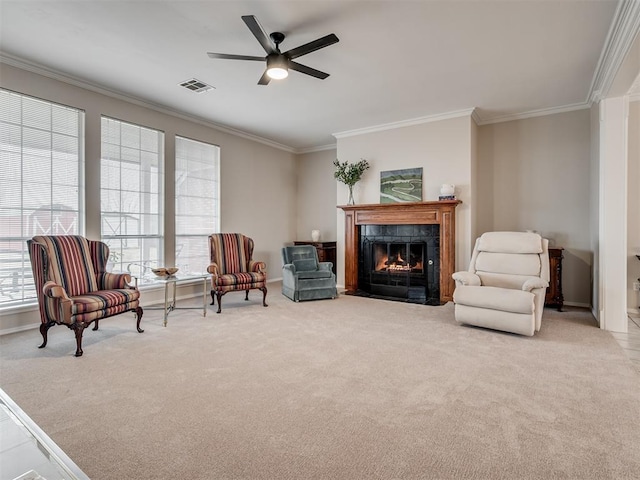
0, 322, 40, 336
564, 301, 591, 309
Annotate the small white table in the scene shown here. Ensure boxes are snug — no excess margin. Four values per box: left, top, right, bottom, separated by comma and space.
140, 273, 210, 327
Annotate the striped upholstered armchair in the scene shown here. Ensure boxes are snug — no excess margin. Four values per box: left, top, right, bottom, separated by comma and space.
207, 233, 268, 313
28, 235, 143, 357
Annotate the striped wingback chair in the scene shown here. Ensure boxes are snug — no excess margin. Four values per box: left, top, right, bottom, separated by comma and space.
207, 233, 267, 313
28, 235, 143, 357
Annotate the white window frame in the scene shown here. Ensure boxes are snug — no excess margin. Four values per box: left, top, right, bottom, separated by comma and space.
100, 116, 164, 280
175, 136, 220, 274
0, 88, 85, 309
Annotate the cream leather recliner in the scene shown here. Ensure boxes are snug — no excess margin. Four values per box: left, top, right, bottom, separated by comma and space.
452, 232, 549, 336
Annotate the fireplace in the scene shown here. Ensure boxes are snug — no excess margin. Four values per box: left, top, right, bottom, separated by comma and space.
338, 200, 460, 304
359, 224, 439, 304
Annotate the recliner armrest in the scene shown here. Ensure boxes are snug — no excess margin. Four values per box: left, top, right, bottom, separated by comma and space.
522, 277, 548, 292
318, 262, 333, 272
282, 264, 297, 287
452, 271, 481, 286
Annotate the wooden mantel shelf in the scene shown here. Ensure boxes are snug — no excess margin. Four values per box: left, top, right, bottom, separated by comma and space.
338, 200, 462, 303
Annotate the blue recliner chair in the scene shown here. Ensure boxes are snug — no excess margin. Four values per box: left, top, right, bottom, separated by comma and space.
281, 245, 337, 302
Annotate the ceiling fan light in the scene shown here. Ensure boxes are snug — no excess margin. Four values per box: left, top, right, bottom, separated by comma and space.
267, 66, 289, 79
266, 55, 289, 80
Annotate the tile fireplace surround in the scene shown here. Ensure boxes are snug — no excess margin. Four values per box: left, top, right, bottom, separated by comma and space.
338, 200, 461, 303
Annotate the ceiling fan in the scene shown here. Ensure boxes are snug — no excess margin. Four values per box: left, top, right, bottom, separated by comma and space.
207, 15, 339, 85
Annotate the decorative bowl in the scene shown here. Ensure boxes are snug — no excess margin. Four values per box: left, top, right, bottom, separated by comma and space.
152, 267, 179, 277
152, 267, 168, 277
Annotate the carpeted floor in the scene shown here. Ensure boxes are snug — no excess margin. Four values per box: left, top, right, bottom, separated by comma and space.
1, 287, 639, 480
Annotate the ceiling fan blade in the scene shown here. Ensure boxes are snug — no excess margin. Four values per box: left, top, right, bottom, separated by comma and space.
257, 70, 271, 85
242, 15, 276, 54
207, 52, 265, 61
284, 34, 339, 60
289, 61, 330, 80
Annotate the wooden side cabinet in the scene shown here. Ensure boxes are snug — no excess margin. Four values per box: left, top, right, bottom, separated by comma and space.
294, 241, 337, 275
545, 247, 564, 311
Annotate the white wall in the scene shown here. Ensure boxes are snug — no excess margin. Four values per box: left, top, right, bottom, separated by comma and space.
295, 149, 337, 243
0, 63, 297, 333
598, 96, 629, 332
627, 100, 640, 313
469, 117, 479, 240
477, 109, 593, 306
334, 115, 474, 287
590, 103, 601, 320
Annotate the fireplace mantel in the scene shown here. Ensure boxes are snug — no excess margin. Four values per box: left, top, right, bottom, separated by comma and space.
338, 200, 461, 303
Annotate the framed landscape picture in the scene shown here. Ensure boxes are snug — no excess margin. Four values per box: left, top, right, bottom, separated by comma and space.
380, 167, 423, 203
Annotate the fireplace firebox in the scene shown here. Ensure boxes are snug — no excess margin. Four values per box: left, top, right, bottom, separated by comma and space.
372, 242, 424, 273
358, 224, 439, 304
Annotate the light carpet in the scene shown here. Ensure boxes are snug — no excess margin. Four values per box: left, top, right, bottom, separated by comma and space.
1, 287, 639, 480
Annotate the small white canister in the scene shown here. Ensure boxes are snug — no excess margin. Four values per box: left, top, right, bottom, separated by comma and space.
440, 184, 455, 196
311, 230, 321, 242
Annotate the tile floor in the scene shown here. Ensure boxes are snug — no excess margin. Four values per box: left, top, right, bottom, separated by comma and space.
611, 315, 640, 372
0, 388, 89, 480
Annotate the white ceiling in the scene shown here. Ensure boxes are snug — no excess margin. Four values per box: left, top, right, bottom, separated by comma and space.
0, 0, 621, 151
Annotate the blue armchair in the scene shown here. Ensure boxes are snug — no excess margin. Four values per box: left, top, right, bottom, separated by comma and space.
281, 245, 337, 302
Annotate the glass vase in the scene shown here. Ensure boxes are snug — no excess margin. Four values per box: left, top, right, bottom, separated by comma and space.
348, 185, 355, 205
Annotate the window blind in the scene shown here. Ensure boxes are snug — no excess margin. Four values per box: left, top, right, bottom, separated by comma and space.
100, 116, 164, 279
175, 136, 220, 274
0, 89, 84, 308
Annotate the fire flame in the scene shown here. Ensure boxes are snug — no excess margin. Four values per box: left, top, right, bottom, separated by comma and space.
375, 252, 422, 272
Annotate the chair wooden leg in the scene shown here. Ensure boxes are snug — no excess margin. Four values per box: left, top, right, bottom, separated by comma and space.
72, 322, 87, 357
92, 319, 99, 331
38, 321, 55, 349
216, 292, 223, 314
210, 290, 216, 306
135, 306, 144, 333
245, 290, 249, 301
261, 286, 268, 307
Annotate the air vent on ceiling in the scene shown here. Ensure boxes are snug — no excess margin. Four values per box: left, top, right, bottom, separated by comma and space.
179, 78, 215, 93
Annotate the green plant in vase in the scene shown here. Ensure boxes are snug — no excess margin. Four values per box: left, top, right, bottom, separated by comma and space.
333, 158, 370, 205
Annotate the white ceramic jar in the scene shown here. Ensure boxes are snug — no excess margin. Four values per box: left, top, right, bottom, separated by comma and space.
440, 184, 455, 196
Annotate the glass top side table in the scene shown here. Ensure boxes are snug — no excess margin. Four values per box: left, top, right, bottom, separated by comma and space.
136, 273, 211, 327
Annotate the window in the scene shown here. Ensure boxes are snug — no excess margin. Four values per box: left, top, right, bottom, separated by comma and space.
0, 89, 85, 308
100, 117, 164, 279
175, 136, 219, 273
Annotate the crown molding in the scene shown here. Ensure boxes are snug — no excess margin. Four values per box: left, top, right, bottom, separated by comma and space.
331, 101, 592, 136
332, 108, 476, 139
295, 144, 337, 154
470, 108, 482, 126
474, 102, 591, 126
588, 0, 640, 103
0, 52, 297, 153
